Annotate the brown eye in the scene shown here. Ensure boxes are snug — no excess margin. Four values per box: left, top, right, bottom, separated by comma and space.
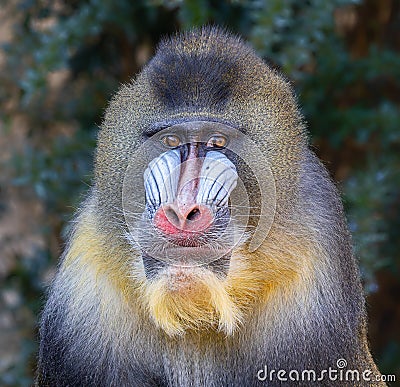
161, 135, 181, 148
206, 135, 227, 148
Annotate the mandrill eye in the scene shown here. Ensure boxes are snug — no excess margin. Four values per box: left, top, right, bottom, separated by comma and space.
161, 134, 182, 148
206, 134, 227, 148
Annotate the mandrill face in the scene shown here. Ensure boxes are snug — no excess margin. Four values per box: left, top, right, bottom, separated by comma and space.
120, 118, 277, 336
140, 121, 240, 278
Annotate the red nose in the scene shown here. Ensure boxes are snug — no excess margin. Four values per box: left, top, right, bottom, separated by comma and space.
154, 203, 214, 236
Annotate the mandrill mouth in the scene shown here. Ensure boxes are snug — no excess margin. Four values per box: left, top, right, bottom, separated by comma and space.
141, 248, 232, 279
140, 205, 234, 279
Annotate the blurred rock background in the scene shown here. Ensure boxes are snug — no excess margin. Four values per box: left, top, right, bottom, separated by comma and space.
0, 0, 399, 385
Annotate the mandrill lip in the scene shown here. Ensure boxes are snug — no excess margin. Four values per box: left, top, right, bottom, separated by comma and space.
147, 245, 233, 262
141, 247, 232, 279
163, 235, 211, 247
164, 245, 233, 262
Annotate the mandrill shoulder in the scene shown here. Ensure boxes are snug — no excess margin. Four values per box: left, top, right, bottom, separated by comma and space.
37, 201, 167, 386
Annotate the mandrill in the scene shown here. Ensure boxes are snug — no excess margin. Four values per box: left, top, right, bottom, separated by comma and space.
37, 27, 384, 386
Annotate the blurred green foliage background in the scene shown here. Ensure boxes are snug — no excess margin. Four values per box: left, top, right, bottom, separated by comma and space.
0, 0, 399, 385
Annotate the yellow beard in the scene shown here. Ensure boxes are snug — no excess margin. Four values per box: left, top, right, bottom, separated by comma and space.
142, 234, 314, 337
143, 266, 244, 336
64, 212, 314, 338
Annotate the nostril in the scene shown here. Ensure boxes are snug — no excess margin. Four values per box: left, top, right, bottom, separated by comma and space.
186, 208, 201, 221
165, 208, 180, 226
154, 205, 182, 235
185, 205, 214, 232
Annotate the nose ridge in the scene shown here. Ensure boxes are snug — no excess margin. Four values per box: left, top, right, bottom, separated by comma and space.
154, 203, 214, 235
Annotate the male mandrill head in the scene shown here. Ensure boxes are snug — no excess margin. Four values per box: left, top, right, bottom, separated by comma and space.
37, 27, 384, 386
96, 26, 307, 336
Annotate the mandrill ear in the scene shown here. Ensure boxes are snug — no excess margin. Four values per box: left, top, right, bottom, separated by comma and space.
196, 151, 238, 207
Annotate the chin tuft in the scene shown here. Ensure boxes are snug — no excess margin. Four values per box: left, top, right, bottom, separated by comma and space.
142, 266, 243, 337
